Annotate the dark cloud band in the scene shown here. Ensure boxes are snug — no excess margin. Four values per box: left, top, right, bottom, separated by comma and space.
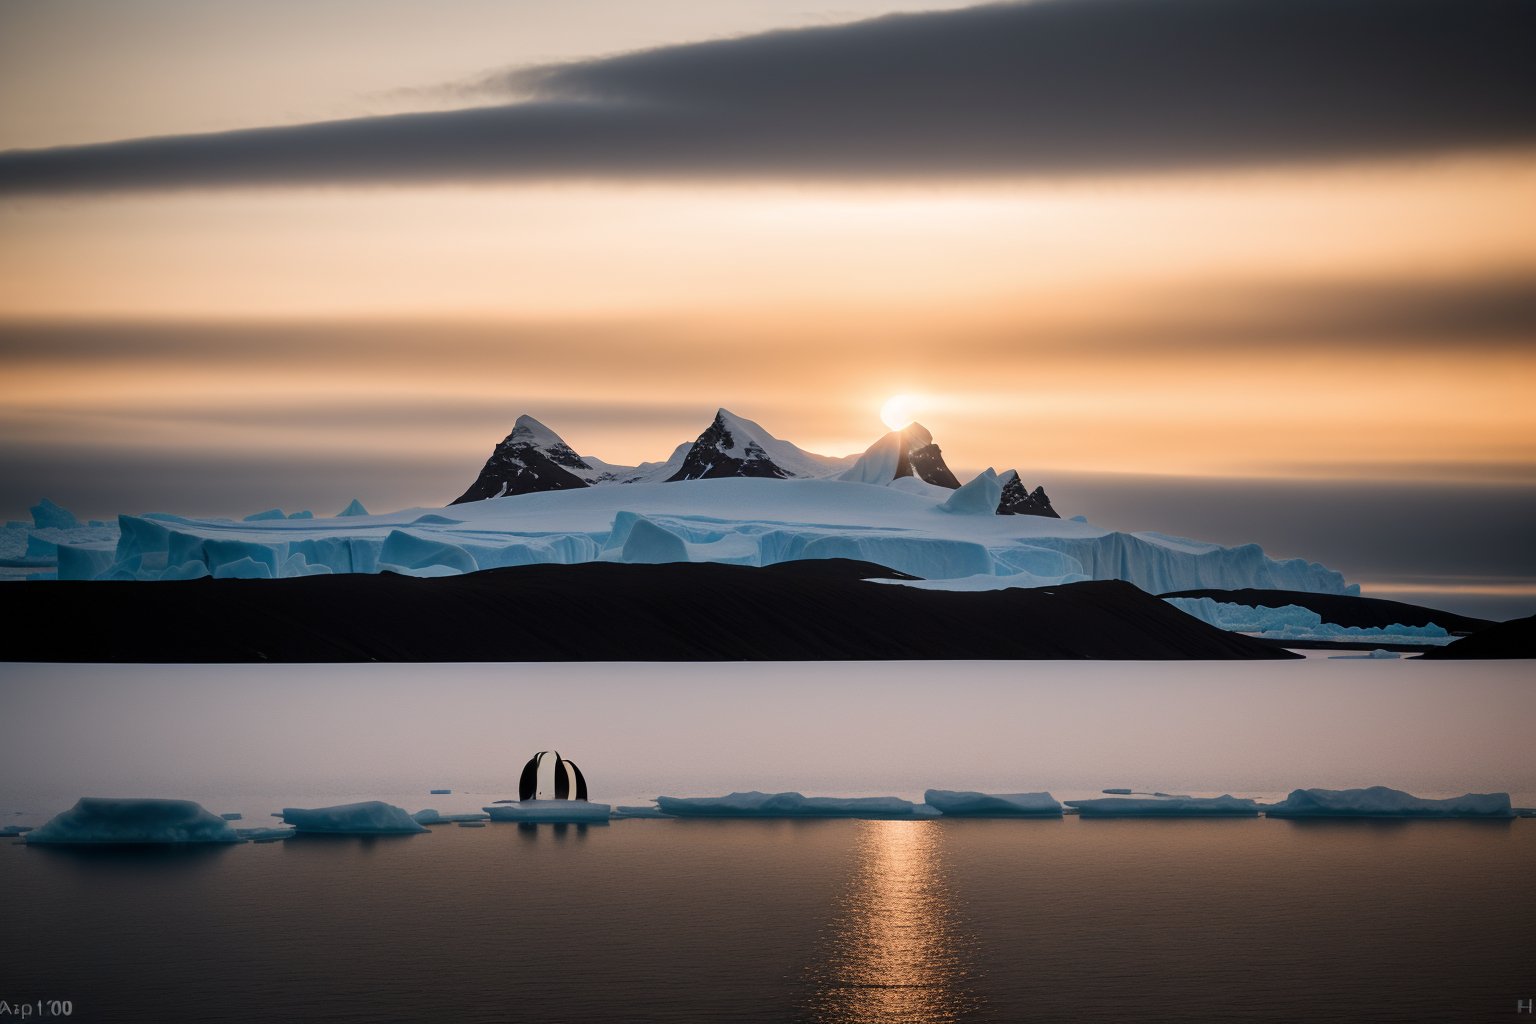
2, 0, 1533, 193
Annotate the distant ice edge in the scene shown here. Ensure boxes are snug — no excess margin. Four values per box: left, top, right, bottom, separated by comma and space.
15, 786, 1521, 843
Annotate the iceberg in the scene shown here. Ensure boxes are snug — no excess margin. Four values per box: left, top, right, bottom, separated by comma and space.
377, 530, 477, 574
337, 499, 369, 517
620, 516, 690, 563
654, 791, 936, 819
280, 801, 428, 834
1065, 795, 1260, 817
411, 809, 491, 824
482, 800, 612, 823
242, 508, 287, 522
24, 797, 244, 844
429, 788, 452, 795
31, 499, 79, 531
939, 469, 1003, 515
924, 789, 1063, 817
1262, 786, 1514, 819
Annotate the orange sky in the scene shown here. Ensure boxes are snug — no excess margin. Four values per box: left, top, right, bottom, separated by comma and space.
1, 0, 1533, 576
3, 156, 1534, 485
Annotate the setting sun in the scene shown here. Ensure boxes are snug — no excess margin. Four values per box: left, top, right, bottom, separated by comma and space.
880, 394, 920, 431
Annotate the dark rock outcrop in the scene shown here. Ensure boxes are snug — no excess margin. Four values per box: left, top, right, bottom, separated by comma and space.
997, 470, 1060, 517
1, 561, 1299, 662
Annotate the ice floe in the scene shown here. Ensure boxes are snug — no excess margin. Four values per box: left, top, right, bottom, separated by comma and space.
1065, 795, 1260, 817
280, 801, 428, 834
24, 797, 245, 844
1261, 787, 1513, 819
411, 809, 491, 824
482, 800, 612, 823
655, 791, 937, 819
924, 789, 1062, 816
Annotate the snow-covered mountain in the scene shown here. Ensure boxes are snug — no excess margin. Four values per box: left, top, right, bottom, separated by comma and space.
450, 408, 1055, 518
667, 409, 853, 482
838, 423, 960, 489
452, 415, 593, 503
452, 415, 691, 503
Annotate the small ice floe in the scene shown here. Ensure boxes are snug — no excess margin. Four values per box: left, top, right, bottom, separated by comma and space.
1262, 786, 1513, 819
1101, 788, 1134, 795
483, 800, 612, 824
410, 809, 490, 825
429, 789, 452, 795
24, 798, 244, 844
234, 827, 295, 842
610, 805, 675, 819
457, 822, 487, 828
1064, 795, 1260, 817
1, 824, 35, 836
654, 791, 937, 819
220, 812, 243, 821
1328, 649, 1402, 659
281, 801, 428, 834
924, 790, 1062, 817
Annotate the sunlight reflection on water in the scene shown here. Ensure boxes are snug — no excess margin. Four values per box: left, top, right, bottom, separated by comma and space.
811, 820, 982, 1023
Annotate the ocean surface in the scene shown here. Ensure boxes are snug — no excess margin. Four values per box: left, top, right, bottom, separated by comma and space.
4, 817, 1532, 1023
2, 657, 1533, 1021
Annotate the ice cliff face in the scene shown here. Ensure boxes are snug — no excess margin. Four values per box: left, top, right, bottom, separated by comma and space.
51, 478, 1355, 596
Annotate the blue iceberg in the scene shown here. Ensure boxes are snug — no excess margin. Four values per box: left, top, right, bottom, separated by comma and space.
655, 791, 936, 819
1262, 786, 1513, 819
1065, 795, 1260, 817
925, 789, 1062, 817
281, 801, 428, 834
25, 797, 244, 844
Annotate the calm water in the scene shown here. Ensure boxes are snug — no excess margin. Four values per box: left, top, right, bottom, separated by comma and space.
3, 817, 1533, 1023
2, 658, 1532, 1022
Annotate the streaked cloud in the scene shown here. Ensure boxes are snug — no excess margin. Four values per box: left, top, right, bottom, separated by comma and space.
2, 0, 1533, 193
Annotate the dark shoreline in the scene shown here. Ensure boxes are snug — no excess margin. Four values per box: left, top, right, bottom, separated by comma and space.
0, 558, 1298, 663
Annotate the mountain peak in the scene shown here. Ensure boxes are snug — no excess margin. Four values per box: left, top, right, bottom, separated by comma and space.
451, 413, 594, 504
839, 421, 960, 489
509, 414, 564, 448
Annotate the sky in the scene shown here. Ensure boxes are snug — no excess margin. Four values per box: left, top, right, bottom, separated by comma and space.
1, 0, 1533, 614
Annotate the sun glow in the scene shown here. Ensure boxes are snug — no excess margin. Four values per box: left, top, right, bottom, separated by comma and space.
880, 394, 920, 430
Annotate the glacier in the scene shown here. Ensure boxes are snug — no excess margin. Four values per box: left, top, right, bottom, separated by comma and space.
655, 791, 938, 819
24, 797, 245, 844
6, 482, 1356, 595
924, 789, 1063, 817
1261, 786, 1513, 818
1164, 597, 1451, 645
